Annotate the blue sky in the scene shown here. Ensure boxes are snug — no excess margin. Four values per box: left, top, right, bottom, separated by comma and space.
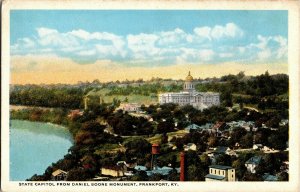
10, 10, 288, 84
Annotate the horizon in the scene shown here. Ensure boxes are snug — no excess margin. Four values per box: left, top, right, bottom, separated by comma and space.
10, 70, 288, 86
10, 10, 288, 84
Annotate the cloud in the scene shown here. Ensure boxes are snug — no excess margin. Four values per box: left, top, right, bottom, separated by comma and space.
10, 23, 286, 66
249, 35, 288, 62
194, 23, 244, 40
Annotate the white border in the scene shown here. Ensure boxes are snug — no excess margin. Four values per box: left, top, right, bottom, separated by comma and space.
1, 0, 299, 192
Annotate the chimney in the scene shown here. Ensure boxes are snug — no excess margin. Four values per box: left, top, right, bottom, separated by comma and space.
180, 152, 185, 181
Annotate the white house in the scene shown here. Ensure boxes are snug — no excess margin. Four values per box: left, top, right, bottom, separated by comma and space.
51, 169, 68, 181
245, 156, 262, 173
205, 165, 236, 181
118, 103, 141, 113
253, 144, 263, 150
183, 143, 197, 151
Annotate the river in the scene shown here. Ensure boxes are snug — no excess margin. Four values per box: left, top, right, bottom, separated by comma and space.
10, 120, 73, 181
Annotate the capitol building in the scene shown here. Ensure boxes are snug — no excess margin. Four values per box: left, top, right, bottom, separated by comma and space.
158, 72, 220, 110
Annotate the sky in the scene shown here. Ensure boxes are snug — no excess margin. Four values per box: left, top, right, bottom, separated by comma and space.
10, 10, 288, 84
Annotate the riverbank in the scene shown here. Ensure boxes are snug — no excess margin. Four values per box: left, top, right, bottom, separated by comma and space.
10, 105, 55, 111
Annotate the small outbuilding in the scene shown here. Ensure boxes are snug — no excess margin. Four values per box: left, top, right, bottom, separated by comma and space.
51, 169, 68, 181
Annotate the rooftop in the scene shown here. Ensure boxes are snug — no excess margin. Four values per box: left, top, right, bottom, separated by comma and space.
205, 174, 225, 180
263, 173, 278, 181
209, 165, 233, 170
214, 146, 230, 153
146, 167, 180, 176
52, 169, 67, 176
245, 156, 262, 165
134, 165, 147, 171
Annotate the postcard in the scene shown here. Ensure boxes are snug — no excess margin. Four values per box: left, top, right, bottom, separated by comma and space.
1, 0, 300, 191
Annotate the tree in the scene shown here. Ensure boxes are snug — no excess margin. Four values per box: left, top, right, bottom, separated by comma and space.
240, 133, 253, 148
167, 169, 179, 181
149, 173, 164, 181
199, 154, 211, 169
278, 172, 288, 181
230, 127, 247, 145
207, 136, 218, 148
232, 159, 247, 180
161, 133, 168, 144
66, 168, 91, 181
220, 90, 233, 107
124, 137, 151, 159
268, 134, 286, 150
242, 172, 262, 181
157, 120, 175, 133
130, 171, 148, 181
215, 154, 232, 166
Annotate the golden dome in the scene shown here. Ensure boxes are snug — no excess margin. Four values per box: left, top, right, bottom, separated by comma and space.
185, 71, 193, 82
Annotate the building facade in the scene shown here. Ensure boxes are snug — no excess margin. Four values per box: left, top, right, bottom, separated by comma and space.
245, 156, 262, 173
205, 165, 236, 181
158, 72, 220, 110
51, 169, 68, 181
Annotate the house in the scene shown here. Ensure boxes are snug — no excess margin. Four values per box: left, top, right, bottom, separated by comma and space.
185, 124, 201, 132
51, 169, 68, 181
213, 121, 227, 131
214, 146, 231, 154
134, 165, 147, 172
227, 121, 256, 132
253, 144, 263, 150
213, 146, 237, 157
279, 119, 288, 126
212, 122, 226, 137
101, 165, 124, 177
68, 109, 83, 119
205, 165, 236, 181
184, 143, 197, 151
185, 123, 214, 133
226, 150, 238, 157
280, 161, 289, 173
263, 173, 278, 181
146, 166, 180, 176
262, 146, 273, 152
245, 156, 262, 173
118, 103, 141, 113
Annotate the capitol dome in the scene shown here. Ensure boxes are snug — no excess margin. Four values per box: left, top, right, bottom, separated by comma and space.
185, 71, 193, 82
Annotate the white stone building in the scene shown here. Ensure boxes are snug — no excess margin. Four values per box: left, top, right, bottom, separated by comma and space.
158, 72, 220, 110
205, 165, 236, 181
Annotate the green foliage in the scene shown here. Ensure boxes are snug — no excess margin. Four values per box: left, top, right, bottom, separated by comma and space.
232, 159, 247, 180
10, 86, 84, 108
106, 83, 182, 96
66, 168, 92, 181
123, 137, 151, 159
129, 171, 149, 181
278, 172, 288, 181
107, 110, 154, 136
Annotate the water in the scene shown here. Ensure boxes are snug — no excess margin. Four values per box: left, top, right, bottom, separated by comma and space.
10, 120, 73, 181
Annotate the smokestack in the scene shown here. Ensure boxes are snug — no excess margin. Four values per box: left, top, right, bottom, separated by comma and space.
180, 152, 185, 181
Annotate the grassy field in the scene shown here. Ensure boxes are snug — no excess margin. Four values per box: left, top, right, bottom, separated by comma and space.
146, 130, 188, 144
94, 143, 125, 154
87, 88, 157, 105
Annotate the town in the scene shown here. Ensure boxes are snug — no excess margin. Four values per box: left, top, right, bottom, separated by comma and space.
10, 71, 289, 182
